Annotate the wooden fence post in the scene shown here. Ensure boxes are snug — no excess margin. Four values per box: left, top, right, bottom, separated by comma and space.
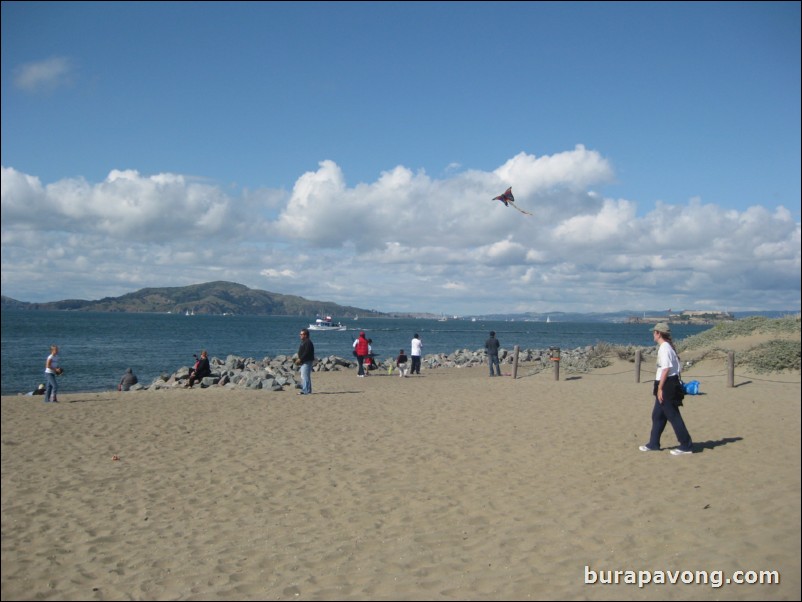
512, 345, 519, 379
728, 351, 735, 388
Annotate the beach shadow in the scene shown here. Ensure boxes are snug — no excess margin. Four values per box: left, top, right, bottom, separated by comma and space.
564, 376, 583, 381
514, 372, 553, 380
693, 437, 744, 453
734, 380, 753, 388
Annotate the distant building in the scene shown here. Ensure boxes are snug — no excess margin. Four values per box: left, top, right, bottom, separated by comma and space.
627, 310, 734, 324
680, 310, 734, 319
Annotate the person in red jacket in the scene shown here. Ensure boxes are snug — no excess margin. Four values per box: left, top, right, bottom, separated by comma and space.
353, 332, 370, 377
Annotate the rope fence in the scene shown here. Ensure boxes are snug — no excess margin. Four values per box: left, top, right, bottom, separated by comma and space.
511, 345, 801, 386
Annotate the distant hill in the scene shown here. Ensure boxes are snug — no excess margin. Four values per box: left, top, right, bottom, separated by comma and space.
2, 284, 796, 320
0, 281, 379, 318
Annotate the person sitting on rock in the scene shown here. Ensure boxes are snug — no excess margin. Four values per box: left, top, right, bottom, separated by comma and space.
186, 350, 211, 388
119, 367, 138, 391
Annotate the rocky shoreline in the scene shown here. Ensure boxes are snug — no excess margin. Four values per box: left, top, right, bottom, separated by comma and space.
129, 344, 655, 393
114, 315, 795, 393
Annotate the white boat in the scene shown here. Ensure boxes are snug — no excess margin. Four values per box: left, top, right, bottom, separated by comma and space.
308, 316, 346, 331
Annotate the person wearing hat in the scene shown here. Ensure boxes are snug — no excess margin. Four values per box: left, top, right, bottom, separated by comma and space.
31, 384, 46, 396
640, 322, 693, 455
353, 331, 370, 377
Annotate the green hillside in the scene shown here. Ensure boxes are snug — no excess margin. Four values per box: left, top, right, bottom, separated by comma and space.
0, 281, 378, 317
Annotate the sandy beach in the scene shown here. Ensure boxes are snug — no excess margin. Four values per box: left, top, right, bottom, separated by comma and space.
2, 334, 800, 601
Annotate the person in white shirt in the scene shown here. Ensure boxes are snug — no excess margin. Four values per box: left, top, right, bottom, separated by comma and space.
639, 323, 693, 455
410, 334, 423, 375
44, 344, 62, 403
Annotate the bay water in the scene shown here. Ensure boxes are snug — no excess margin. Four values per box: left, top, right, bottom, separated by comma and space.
1, 310, 711, 396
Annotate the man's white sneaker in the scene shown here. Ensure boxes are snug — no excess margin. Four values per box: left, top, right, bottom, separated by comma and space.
639, 445, 659, 452
670, 448, 693, 455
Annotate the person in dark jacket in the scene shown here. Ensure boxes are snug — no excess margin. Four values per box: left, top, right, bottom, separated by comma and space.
296, 328, 315, 395
396, 349, 409, 378
186, 350, 211, 388
485, 331, 501, 377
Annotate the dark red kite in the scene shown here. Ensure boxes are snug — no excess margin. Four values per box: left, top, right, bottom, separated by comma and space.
492, 187, 532, 215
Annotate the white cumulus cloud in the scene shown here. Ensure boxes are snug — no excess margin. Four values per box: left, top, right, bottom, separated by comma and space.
1, 145, 799, 314
13, 56, 73, 92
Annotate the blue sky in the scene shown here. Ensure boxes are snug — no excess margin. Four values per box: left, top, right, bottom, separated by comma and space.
2, 1, 800, 315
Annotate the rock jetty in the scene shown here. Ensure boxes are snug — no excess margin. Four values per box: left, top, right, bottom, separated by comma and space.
127, 345, 654, 393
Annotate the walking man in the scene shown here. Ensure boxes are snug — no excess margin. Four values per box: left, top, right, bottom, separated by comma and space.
297, 328, 315, 395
